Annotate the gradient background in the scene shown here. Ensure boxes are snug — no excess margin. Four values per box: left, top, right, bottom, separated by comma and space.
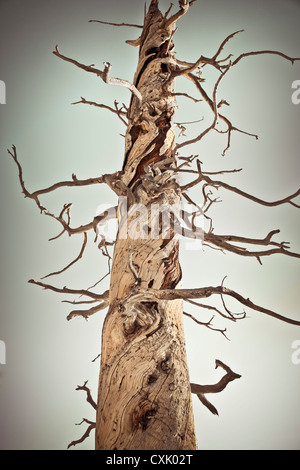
0, 0, 300, 450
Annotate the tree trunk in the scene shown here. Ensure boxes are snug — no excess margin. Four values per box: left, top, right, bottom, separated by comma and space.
95, 0, 197, 450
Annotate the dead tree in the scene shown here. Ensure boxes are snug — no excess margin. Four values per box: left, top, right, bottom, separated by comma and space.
8, 0, 300, 450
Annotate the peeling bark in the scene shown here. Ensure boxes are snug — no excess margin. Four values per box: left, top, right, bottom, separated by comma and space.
95, 1, 196, 450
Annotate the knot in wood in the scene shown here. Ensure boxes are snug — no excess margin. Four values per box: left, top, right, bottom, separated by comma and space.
132, 399, 157, 431
122, 302, 158, 336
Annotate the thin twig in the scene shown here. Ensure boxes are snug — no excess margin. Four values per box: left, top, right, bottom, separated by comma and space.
8, 145, 106, 198
72, 97, 128, 125
183, 311, 229, 339
28, 278, 108, 301
232, 50, 300, 66
172, 91, 202, 103
67, 419, 96, 449
41, 232, 88, 279
89, 19, 143, 28
180, 159, 300, 208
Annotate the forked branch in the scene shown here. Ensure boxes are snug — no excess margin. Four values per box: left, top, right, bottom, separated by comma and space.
183, 311, 229, 339
181, 160, 300, 208
164, 0, 195, 28
75, 381, 97, 410
174, 29, 300, 155
204, 229, 300, 264
7, 144, 105, 203
72, 97, 128, 125
7, 145, 127, 242
67, 418, 96, 449
190, 359, 241, 415
28, 279, 109, 320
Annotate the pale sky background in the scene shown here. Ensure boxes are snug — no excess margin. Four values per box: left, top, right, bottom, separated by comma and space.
0, 0, 300, 450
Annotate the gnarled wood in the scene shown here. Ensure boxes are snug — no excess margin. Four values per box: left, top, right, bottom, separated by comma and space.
95, 0, 196, 450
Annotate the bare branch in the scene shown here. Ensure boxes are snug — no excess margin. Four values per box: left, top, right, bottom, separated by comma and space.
67, 418, 96, 449
231, 50, 300, 67
8, 145, 106, 198
173, 33, 300, 156
28, 278, 108, 301
7, 147, 94, 239
185, 297, 242, 322
28, 279, 109, 320
203, 168, 243, 176
175, 64, 233, 152
7, 146, 129, 242
190, 359, 241, 415
35, 176, 105, 198
48, 208, 93, 239
164, 0, 194, 28
8, 145, 46, 213
88, 19, 143, 28
92, 353, 101, 363
204, 229, 300, 262
177, 73, 258, 155
175, 118, 204, 137
67, 300, 108, 321
164, 3, 174, 19
75, 381, 97, 410
72, 97, 128, 125
53, 47, 143, 105
172, 91, 202, 103
53, 45, 105, 78
125, 37, 141, 47
62, 299, 98, 305
180, 160, 300, 207
215, 123, 258, 156
183, 311, 229, 339
86, 253, 112, 291
220, 276, 246, 320
41, 232, 88, 279
129, 285, 300, 326
102, 62, 142, 105
212, 30, 244, 62
173, 30, 243, 77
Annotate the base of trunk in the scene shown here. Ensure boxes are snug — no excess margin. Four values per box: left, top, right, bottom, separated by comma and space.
95, 298, 196, 450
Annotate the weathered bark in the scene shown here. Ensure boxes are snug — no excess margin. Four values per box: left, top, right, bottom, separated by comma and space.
95, 0, 197, 450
